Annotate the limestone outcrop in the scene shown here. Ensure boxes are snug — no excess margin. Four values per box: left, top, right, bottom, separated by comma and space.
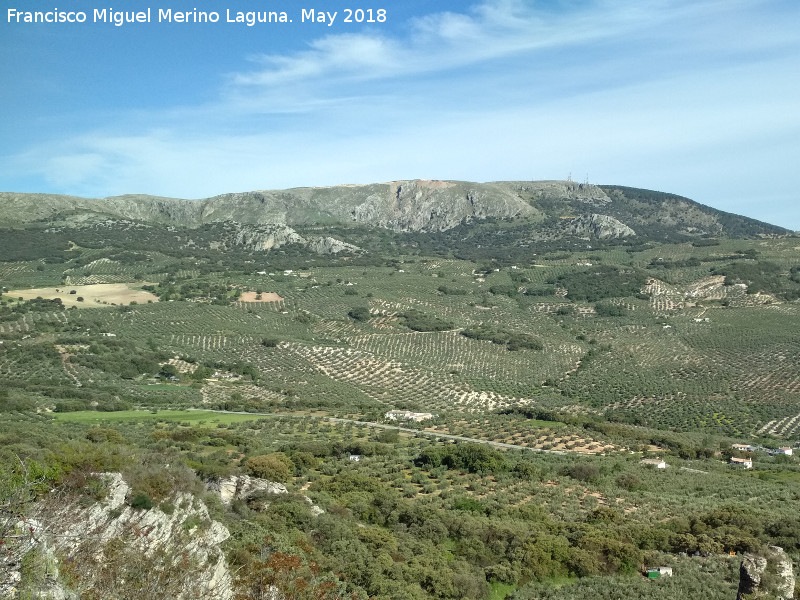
206, 474, 287, 506
233, 223, 304, 251
737, 545, 795, 600
1, 518, 76, 600
206, 475, 324, 516
230, 224, 360, 254
306, 236, 362, 254
562, 213, 636, 239
37, 473, 232, 600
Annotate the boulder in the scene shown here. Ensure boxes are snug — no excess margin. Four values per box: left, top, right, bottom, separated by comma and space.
206, 475, 287, 506
737, 545, 795, 600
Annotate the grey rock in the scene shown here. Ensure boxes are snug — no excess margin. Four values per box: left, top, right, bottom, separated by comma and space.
1, 518, 77, 600
522, 180, 612, 207
0, 179, 786, 237
206, 476, 324, 516
737, 545, 795, 600
232, 224, 304, 251
563, 213, 636, 239
39, 473, 232, 600
346, 180, 535, 232
206, 475, 288, 506
306, 236, 361, 254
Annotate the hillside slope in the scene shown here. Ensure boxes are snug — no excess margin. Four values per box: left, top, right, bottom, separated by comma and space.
0, 180, 788, 239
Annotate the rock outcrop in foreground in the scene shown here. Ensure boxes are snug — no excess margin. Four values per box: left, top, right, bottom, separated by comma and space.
206, 474, 324, 515
13, 473, 232, 600
737, 545, 795, 600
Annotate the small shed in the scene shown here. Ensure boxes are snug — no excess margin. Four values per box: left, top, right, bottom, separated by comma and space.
647, 566, 673, 579
641, 458, 667, 469
348, 454, 362, 462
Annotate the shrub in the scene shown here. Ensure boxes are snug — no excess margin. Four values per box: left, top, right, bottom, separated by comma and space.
85, 428, 124, 444
245, 454, 293, 482
594, 302, 627, 317
130, 493, 154, 510
347, 306, 371, 322
562, 463, 600, 483
398, 309, 453, 332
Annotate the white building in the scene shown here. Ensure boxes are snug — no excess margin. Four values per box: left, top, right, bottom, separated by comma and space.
385, 410, 435, 422
731, 443, 754, 452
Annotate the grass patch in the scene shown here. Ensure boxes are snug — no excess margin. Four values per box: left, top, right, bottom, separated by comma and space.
488, 581, 516, 600
51, 409, 266, 426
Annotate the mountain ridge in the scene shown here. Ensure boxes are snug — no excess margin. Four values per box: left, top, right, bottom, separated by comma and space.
0, 179, 789, 239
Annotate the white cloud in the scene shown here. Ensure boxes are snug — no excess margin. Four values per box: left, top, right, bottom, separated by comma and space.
229, 0, 643, 90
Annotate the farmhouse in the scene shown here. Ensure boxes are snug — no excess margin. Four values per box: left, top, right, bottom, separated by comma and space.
731, 443, 754, 452
776, 447, 793, 456
729, 457, 753, 469
385, 410, 435, 422
640, 458, 667, 469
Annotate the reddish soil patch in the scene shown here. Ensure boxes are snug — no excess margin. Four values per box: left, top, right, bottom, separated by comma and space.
239, 291, 283, 302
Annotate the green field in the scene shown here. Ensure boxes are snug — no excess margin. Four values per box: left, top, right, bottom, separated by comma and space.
51, 409, 269, 426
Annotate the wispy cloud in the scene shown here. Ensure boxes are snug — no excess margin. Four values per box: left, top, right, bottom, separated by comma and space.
230, 0, 620, 88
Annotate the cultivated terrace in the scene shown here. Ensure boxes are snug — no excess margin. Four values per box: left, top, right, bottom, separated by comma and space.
1, 180, 799, 599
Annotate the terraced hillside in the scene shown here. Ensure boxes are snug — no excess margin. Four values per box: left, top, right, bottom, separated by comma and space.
2, 185, 800, 600
1, 216, 798, 442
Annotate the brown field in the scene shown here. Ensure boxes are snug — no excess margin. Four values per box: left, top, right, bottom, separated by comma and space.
239, 291, 283, 302
8, 283, 159, 308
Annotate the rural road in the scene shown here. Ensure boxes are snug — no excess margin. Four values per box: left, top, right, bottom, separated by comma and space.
191, 409, 568, 455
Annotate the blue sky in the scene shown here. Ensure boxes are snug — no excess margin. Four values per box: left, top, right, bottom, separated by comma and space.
1, 0, 799, 229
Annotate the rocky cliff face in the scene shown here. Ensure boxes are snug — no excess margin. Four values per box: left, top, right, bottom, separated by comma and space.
232, 224, 304, 251
26, 473, 232, 600
0, 180, 536, 233
305, 236, 362, 254
1, 517, 75, 600
344, 180, 536, 232
518, 180, 612, 208
230, 224, 361, 254
206, 475, 324, 516
562, 213, 636, 239
737, 545, 795, 600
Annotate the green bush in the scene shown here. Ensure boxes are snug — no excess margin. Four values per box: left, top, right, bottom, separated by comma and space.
347, 306, 371, 322
245, 453, 293, 482
130, 493, 154, 510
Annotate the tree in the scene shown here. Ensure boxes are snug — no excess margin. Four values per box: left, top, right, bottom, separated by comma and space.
158, 363, 180, 380
245, 454, 293, 483
347, 306, 370, 322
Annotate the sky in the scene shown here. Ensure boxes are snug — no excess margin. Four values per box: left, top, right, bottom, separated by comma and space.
1, 0, 798, 229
